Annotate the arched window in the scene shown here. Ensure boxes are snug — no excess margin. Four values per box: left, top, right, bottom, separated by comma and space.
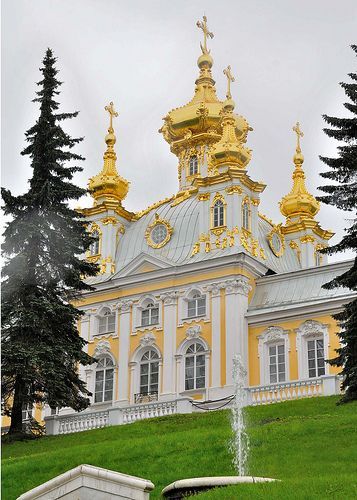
213, 200, 224, 227
187, 293, 206, 318
242, 201, 250, 231
185, 343, 206, 390
141, 302, 159, 327
140, 349, 159, 395
189, 155, 198, 176
98, 309, 116, 335
94, 356, 114, 403
90, 230, 100, 256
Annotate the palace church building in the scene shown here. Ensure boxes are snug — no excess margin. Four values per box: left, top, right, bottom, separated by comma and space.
43, 17, 354, 434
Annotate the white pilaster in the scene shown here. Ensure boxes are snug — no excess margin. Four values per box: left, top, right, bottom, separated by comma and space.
225, 277, 251, 386
160, 291, 178, 397
117, 299, 132, 404
206, 283, 223, 389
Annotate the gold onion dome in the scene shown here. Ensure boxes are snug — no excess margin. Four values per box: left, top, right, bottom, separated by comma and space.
159, 16, 250, 154
89, 102, 129, 204
210, 66, 252, 169
279, 122, 320, 222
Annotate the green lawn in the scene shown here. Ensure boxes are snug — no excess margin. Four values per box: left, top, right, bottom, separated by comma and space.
2, 396, 357, 499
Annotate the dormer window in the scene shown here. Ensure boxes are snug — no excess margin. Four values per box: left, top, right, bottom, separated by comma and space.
189, 155, 198, 176
187, 293, 206, 318
90, 230, 100, 256
242, 200, 250, 231
213, 200, 224, 228
98, 309, 115, 335
141, 302, 159, 327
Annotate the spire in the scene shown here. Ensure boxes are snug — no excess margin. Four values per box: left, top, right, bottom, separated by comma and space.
209, 66, 252, 170
279, 122, 320, 222
88, 102, 129, 205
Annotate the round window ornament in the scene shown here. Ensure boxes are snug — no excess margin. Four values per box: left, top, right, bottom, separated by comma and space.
145, 213, 173, 249
268, 225, 285, 257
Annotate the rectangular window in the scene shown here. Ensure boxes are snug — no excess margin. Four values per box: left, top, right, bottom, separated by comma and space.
187, 296, 206, 318
269, 344, 285, 384
307, 339, 325, 378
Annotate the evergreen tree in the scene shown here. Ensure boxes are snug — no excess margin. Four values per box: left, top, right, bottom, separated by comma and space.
318, 45, 357, 403
1, 48, 99, 435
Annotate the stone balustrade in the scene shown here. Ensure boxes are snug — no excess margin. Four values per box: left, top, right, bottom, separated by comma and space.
45, 398, 192, 435
247, 375, 341, 406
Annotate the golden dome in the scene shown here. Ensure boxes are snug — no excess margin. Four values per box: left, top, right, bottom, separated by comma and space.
159, 17, 251, 156
89, 102, 129, 204
279, 122, 320, 222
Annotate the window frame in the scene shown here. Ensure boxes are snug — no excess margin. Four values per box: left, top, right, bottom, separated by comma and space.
258, 326, 290, 385
184, 342, 206, 391
139, 349, 160, 396
242, 199, 251, 232
94, 355, 115, 404
141, 302, 159, 327
188, 155, 199, 176
96, 308, 116, 336
296, 320, 329, 380
186, 293, 206, 319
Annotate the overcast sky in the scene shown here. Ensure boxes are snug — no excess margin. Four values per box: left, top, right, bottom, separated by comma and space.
2, 0, 356, 261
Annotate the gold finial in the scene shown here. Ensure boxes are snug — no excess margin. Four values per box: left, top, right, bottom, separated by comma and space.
105, 101, 118, 132
223, 65, 235, 100
293, 121, 304, 153
196, 15, 214, 54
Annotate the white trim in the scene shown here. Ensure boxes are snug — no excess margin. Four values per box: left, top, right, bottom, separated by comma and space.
132, 294, 162, 333
295, 320, 330, 379
178, 286, 210, 326
176, 336, 210, 395
129, 344, 162, 403
258, 326, 290, 385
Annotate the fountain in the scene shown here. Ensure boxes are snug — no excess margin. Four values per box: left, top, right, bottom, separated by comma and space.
162, 355, 278, 498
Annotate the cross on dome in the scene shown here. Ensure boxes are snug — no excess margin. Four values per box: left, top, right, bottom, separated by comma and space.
293, 121, 304, 153
196, 15, 214, 54
223, 65, 235, 100
105, 101, 118, 132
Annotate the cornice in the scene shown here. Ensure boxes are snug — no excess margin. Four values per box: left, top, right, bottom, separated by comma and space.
193, 169, 266, 193
80, 202, 135, 221
78, 252, 269, 302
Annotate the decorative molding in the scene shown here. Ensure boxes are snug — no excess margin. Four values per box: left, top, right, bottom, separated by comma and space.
93, 340, 111, 357
186, 325, 202, 339
225, 277, 251, 296
295, 319, 328, 338
139, 332, 156, 347
197, 192, 210, 201
300, 235, 315, 244
117, 299, 133, 312
160, 291, 178, 306
226, 185, 243, 195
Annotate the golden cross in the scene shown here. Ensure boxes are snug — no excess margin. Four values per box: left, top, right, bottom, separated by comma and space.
196, 15, 214, 54
223, 65, 235, 99
293, 121, 304, 152
105, 101, 118, 131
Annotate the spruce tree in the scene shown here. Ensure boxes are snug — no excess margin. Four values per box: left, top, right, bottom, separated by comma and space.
318, 45, 357, 403
1, 48, 99, 435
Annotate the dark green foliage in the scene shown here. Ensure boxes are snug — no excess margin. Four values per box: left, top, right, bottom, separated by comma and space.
1, 49, 99, 434
318, 45, 357, 403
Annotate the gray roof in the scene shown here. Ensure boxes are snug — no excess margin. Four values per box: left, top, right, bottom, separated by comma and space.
249, 260, 354, 312
110, 196, 300, 279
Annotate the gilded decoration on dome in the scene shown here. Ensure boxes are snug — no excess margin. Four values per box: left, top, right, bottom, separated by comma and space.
145, 213, 173, 249
159, 16, 252, 167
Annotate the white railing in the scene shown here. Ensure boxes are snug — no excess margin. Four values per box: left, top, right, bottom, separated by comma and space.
57, 410, 109, 435
248, 378, 323, 406
121, 400, 177, 424
45, 398, 192, 435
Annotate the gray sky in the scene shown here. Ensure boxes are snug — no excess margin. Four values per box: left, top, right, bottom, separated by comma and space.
2, 0, 356, 261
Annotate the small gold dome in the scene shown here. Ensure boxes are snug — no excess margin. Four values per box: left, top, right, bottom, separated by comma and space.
280, 124, 320, 222
89, 102, 129, 205
197, 52, 213, 68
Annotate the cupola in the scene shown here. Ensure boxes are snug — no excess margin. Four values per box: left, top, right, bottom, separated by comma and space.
89, 101, 129, 205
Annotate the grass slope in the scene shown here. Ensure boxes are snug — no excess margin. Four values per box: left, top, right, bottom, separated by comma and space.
2, 396, 357, 499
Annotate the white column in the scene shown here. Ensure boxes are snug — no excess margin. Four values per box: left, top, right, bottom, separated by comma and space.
117, 299, 132, 404
250, 199, 259, 240
206, 284, 222, 389
160, 291, 178, 398
80, 312, 91, 349
225, 277, 251, 386
175, 354, 183, 395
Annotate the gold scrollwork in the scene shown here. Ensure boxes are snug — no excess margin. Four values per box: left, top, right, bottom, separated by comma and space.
268, 224, 285, 257
145, 213, 173, 249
